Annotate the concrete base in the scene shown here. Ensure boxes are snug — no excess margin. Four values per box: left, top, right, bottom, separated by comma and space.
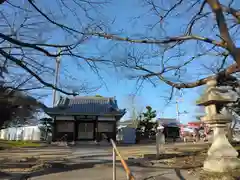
203, 126, 240, 172
204, 158, 240, 172
200, 170, 240, 180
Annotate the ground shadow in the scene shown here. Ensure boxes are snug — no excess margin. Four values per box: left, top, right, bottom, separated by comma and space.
136, 168, 187, 180
130, 160, 203, 170
78, 153, 112, 159
143, 149, 205, 160
15, 159, 117, 179
0, 171, 11, 178
174, 169, 186, 180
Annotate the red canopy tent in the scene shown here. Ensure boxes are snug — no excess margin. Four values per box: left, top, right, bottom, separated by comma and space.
187, 122, 202, 129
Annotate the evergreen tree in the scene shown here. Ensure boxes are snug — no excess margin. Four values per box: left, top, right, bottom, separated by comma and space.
139, 106, 157, 138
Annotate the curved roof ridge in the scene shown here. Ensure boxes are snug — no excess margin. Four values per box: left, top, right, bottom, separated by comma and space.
68, 96, 115, 100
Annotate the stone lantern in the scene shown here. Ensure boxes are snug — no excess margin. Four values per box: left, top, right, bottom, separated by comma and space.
196, 78, 240, 172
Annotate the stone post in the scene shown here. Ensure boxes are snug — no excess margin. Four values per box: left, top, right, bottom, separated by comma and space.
156, 131, 160, 159
156, 125, 164, 159
197, 79, 240, 172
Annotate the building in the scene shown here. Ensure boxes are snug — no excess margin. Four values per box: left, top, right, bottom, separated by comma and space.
157, 118, 180, 139
157, 118, 180, 127
45, 96, 126, 142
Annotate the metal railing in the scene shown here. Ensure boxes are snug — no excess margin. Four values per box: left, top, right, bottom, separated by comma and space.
103, 134, 135, 180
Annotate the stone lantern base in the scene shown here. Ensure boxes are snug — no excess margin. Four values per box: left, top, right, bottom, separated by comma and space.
203, 123, 240, 172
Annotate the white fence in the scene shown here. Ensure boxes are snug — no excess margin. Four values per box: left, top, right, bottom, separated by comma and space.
0, 125, 41, 141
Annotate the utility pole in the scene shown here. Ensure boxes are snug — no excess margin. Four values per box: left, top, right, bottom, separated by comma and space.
176, 90, 184, 124
52, 49, 61, 107
176, 98, 180, 123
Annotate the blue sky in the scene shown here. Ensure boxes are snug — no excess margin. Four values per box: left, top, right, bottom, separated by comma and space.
38, 0, 216, 125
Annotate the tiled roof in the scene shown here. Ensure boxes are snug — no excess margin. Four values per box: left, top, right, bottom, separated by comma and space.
46, 96, 126, 115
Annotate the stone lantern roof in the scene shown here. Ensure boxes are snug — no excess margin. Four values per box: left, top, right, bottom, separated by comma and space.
196, 81, 236, 106
196, 88, 235, 106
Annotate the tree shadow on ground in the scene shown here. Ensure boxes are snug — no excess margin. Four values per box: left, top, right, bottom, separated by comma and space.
0, 159, 116, 179
143, 149, 205, 160
0, 157, 195, 180
174, 169, 186, 180
136, 168, 187, 180
77, 153, 112, 159
0, 171, 11, 178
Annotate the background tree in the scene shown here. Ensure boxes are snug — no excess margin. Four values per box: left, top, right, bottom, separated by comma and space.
196, 75, 240, 141
139, 106, 157, 138
39, 117, 53, 141
124, 94, 144, 128
95, 95, 103, 97
218, 76, 240, 141
0, 85, 42, 128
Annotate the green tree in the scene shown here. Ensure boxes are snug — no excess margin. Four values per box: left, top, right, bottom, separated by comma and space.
0, 85, 41, 128
139, 106, 157, 138
95, 95, 103, 97
39, 118, 53, 141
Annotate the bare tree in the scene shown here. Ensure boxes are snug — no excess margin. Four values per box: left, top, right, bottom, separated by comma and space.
0, 0, 113, 97
0, 0, 118, 127
87, 0, 240, 92
1, 0, 240, 98
124, 94, 144, 127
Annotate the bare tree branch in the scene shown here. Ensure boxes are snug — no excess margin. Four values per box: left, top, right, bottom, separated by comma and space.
91, 33, 226, 48
206, 0, 237, 54
0, 48, 77, 95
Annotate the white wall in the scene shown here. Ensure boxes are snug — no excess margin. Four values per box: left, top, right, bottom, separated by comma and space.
0, 125, 41, 141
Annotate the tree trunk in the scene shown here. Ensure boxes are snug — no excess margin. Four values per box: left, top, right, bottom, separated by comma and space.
45, 126, 48, 141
